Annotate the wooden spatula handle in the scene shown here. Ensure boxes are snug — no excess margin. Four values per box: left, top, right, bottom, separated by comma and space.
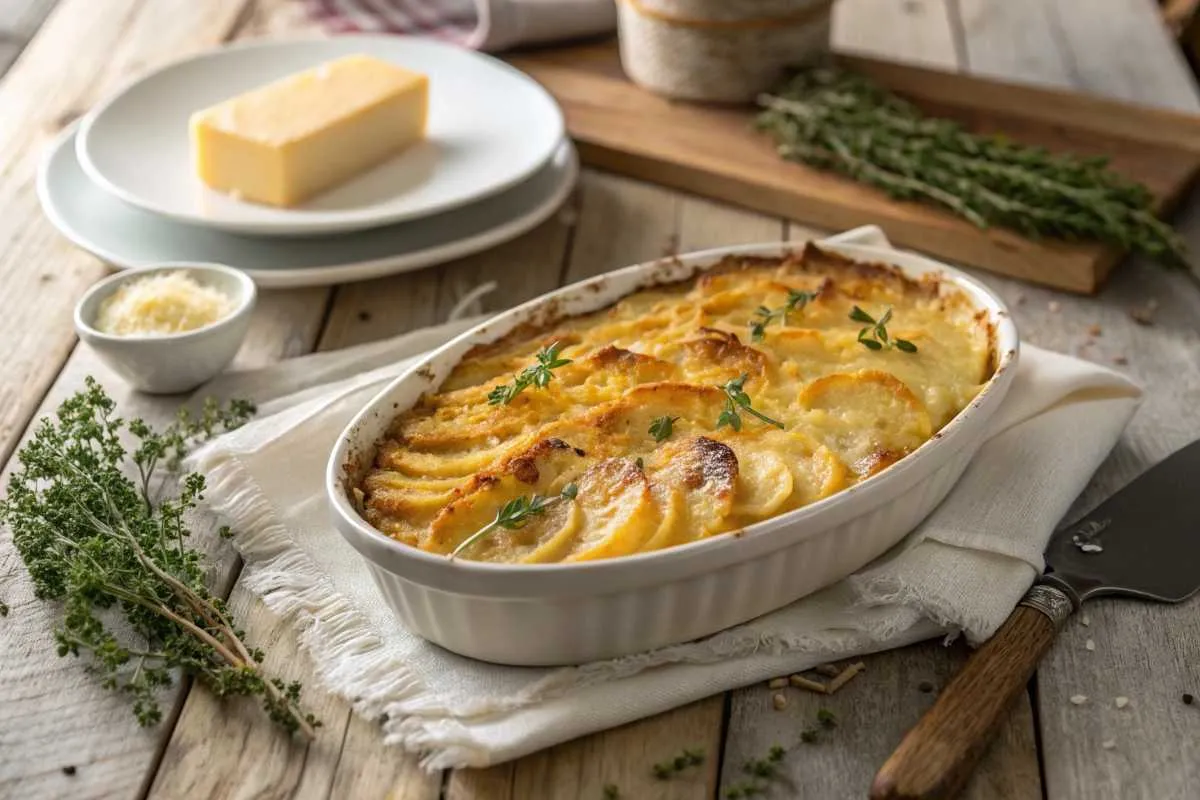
870, 584, 1075, 800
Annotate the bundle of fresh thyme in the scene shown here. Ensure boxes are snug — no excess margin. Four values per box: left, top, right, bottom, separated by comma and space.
757, 66, 1188, 266
0, 378, 319, 737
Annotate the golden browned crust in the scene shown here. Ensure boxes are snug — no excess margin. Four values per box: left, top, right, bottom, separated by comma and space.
357, 247, 994, 563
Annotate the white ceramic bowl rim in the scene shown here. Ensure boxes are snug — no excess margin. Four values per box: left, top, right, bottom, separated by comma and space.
74, 262, 257, 343
327, 237, 1018, 592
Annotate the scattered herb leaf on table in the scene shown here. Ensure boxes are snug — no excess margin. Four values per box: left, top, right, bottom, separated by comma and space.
0, 378, 320, 737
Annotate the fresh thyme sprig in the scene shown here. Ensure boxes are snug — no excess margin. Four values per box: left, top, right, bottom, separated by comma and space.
487, 341, 573, 405
0, 378, 319, 737
850, 306, 917, 353
716, 374, 784, 432
749, 289, 819, 342
449, 483, 579, 559
648, 415, 680, 443
756, 66, 1188, 267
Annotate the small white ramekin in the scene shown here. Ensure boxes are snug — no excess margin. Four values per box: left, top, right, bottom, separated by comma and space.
73, 263, 256, 394
617, 0, 835, 102
327, 228, 1019, 666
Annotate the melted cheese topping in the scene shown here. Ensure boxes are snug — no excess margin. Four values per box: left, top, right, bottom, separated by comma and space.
359, 245, 994, 563
95, 271, 235, 337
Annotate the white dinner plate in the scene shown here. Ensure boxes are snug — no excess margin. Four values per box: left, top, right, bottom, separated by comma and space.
40, 125, 578, 289
75, 36, 564, 236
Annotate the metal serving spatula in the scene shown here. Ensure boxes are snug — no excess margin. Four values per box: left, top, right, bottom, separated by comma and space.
871, 439, 1200, 800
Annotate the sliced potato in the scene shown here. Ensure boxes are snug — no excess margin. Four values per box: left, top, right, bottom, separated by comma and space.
362, 471, 466, 494
533, 459, 658, 562
641, 436, 739, 551
673, 329, 767, 385
576, 381, 725, 450
422, 439, 587, 554
383, 435, 531, 478
730, 449, 794, 517
799, 370, 931, 476
365, 485, 460, 517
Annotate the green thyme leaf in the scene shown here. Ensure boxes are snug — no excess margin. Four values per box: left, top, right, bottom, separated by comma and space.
488, 342, 573, 405
852, 306, 918, 353
728, 745, 788, 798
749, 289, 819, 341
717, 374, 785, 431
652, 747, 705, 781
648, 415, 680, 443
849, 305, 876, 324
450, 483, 579, 559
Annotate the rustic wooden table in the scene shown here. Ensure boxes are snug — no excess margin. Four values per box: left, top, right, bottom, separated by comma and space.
2, 1, 1199, 798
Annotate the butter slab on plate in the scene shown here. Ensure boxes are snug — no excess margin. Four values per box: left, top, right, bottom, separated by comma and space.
40, 124, 578, 289
75, 36, 564, 237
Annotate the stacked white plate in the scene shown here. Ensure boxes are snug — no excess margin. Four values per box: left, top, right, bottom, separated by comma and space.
38, 36, 578, 288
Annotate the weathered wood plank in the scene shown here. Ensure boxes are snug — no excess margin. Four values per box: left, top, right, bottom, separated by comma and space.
1042, 0, 1200, 111
957, 2, 1200, 797
0, 2, 337, 797
0, 290, 328, 799
956, 0, 1074, 86
832, 0, 960, 68
508, 696, 724, 800
319, 209, 576, 350
562, 169, 681, 282
0, 0, 252, 471
719, 643, 1041, 800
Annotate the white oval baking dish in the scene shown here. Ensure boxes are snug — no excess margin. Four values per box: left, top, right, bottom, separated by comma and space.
327, 232, 1019, 666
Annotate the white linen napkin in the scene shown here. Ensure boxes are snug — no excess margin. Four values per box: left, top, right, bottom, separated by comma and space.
192, 228, 1141, 769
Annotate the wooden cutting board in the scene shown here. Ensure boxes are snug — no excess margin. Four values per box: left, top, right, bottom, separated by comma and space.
507, 42, 1200, 293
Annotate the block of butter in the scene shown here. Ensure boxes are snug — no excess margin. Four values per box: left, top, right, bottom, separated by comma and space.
190, 55, 428, 208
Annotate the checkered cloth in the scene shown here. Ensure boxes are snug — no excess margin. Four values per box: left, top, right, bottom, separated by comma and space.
303, 0, 616, 51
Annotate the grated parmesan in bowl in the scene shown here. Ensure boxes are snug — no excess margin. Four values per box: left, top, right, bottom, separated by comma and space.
74, 263, 255, 393
95, 270, 236, 337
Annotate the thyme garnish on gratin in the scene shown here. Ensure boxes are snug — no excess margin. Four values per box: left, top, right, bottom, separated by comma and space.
0, 378, 320, 737
749, 289, 819, 342
450, 483, 580, 559
488, 341, 573, 405
850, 305, 918, 353
756, 66, 1188, 267
649, 415, 680, 443
717, 374, 785, 432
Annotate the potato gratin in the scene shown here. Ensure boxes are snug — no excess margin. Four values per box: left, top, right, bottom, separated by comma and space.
358, 245, 994, 563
